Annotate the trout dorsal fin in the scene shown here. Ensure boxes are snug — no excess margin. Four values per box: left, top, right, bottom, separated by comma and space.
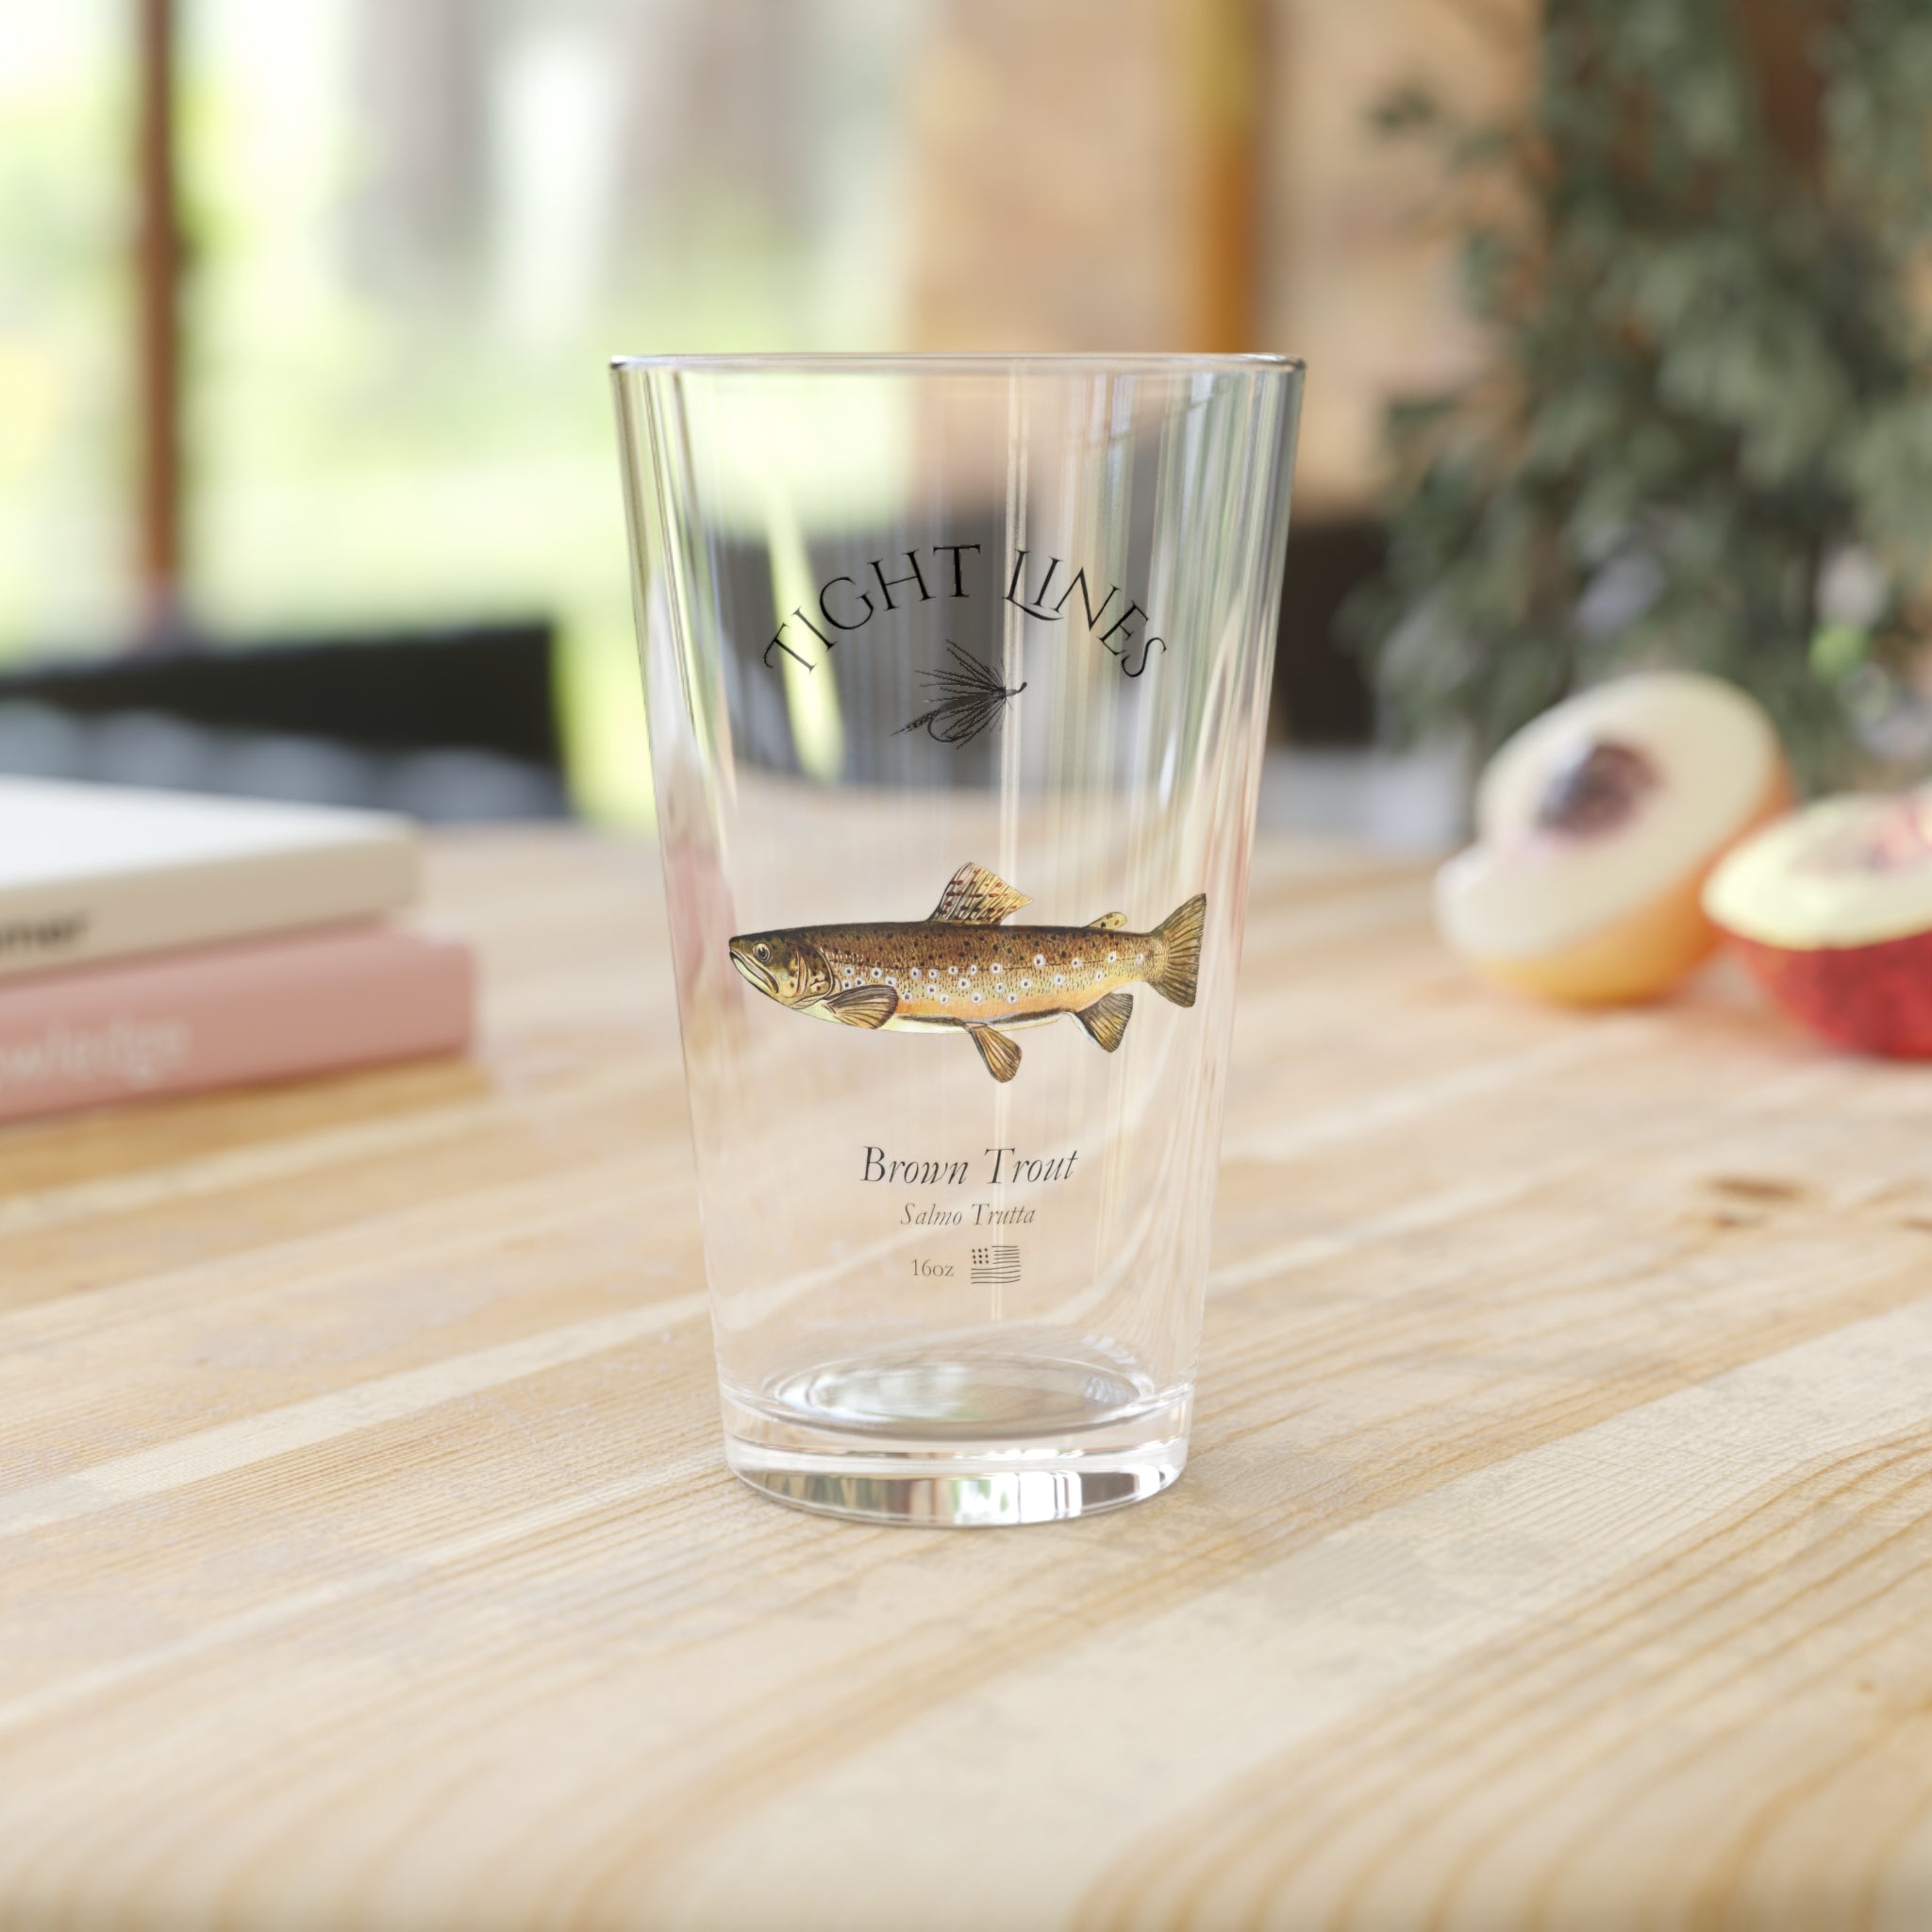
928, 861, 1029, 925
1086, 911, 1128, 930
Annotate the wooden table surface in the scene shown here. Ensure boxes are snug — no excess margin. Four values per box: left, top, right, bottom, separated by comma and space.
5, 828, 1932, 1930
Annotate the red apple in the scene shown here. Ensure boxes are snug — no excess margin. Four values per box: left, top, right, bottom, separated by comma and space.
1704, 790, 1932, 1058
1437, 672, 1790, 1005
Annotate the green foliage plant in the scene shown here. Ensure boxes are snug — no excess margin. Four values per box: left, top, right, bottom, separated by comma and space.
1350, 0, 1932, 790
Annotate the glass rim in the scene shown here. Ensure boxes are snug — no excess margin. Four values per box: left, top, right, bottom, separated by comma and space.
609, 350, 1304, 376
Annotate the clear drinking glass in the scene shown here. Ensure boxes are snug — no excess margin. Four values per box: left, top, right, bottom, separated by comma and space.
613, 353, 1301, 1525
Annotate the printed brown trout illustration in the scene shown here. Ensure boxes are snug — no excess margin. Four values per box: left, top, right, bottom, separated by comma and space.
727, 862, 1205, 1083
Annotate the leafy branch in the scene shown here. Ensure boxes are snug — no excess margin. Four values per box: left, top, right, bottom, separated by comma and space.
1347, 0, 1932, 790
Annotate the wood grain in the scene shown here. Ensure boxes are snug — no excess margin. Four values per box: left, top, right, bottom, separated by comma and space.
3, 827, 1931, 1930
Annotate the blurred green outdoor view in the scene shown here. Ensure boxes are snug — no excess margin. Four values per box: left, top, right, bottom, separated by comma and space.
0, 2, 926, 821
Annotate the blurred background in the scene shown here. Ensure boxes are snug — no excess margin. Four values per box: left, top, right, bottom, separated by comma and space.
3, 0, 1926, 842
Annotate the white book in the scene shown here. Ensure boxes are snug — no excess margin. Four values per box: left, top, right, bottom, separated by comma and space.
0, 777, 418, 980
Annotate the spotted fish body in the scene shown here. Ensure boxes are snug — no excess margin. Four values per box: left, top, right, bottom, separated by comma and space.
728, 862, 1206, 1083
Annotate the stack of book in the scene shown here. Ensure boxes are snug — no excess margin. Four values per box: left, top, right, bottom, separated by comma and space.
0, 776, 475, 1124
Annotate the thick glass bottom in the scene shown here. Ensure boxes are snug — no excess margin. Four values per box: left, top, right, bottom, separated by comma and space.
720, 1346, 1191, 1527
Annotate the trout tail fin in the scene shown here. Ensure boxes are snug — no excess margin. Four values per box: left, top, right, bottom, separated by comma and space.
1148, 893, 1206, 1008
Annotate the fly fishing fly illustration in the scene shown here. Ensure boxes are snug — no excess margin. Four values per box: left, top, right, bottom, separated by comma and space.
728, 861, 1205, 1083
894, 643, 1026, 747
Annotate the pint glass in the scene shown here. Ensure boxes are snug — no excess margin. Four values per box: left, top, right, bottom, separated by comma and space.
613, 354, 1301, 1524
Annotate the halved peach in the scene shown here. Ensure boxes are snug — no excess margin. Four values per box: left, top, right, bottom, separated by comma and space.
1437, 672, 1790, 1006
1704, 789, 1932, 1058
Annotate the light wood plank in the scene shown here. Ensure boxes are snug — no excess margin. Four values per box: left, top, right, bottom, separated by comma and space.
1, 825, 1928, 1929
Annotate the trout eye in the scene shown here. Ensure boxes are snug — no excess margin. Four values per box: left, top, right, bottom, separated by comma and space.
754, 944, 770, 961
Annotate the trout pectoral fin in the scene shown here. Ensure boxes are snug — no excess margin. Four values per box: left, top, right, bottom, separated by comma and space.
1075, 991, 1134, 1053
1086, 911, 1128, 930
968, 1025, 1022, 1082
824, 985, 898, 1029
929, 861, 1030, 925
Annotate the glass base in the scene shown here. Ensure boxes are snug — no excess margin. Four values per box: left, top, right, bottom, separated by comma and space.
721, 1348, 1191, 1526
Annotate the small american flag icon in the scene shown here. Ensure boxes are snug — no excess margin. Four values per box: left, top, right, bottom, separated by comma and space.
971, 1245, 1021, 1286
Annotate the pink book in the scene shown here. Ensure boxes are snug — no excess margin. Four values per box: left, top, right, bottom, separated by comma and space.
0, 925, 474, 1124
